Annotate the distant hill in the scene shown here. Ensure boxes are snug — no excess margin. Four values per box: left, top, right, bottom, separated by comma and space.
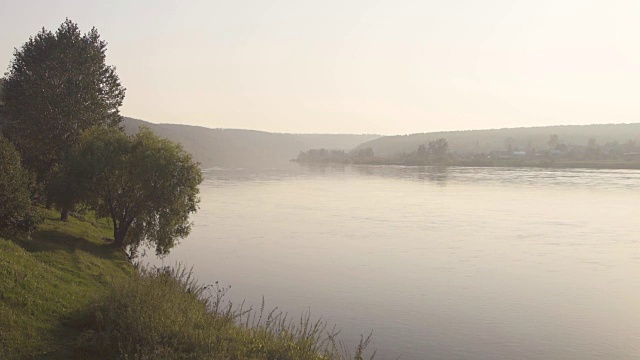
355, 123, 640, 156
123, 117, 380, 168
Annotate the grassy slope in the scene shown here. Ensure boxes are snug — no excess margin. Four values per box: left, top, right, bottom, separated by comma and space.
0, 209, 132, 359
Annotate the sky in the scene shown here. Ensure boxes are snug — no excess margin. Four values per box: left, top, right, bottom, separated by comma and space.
2, 0, 639, 135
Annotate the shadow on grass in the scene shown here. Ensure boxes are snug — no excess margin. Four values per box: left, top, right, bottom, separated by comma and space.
36, 312, 95, 360
20, 229, 120, 262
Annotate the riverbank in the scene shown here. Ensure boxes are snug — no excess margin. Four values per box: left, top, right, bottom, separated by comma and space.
0, 209, 371, 359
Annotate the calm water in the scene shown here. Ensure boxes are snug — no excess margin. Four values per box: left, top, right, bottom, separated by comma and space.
145, 165, 640, 359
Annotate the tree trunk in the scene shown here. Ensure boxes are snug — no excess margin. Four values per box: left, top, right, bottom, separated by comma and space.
113, 221, 131, 249
111, 212, 136, 249
60, 208, 69, 222
113, 232, 124, 248
113, 229, 125, 248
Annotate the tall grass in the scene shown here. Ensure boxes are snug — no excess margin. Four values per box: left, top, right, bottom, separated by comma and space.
74, 264, 375, 360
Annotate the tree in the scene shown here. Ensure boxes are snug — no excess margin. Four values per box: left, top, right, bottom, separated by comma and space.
586, 137, 598, 159
0, 77, 5, 107
351, 147, 374, 158
548, 134, 559, 150
0, 135, 41, 235
1, 19, 125, 188
427, 138, 449, 163
417, 144, 427, 159
0, 78, 6, 130
65, 127, 203, 256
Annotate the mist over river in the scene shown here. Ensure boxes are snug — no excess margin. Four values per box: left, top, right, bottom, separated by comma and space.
144, 165, 640, 359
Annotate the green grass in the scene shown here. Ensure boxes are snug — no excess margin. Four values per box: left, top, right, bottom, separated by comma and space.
0, 210, 374, 359
0, 208, 132, 359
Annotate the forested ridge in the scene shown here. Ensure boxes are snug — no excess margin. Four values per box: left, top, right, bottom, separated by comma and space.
355, 123, 640, 157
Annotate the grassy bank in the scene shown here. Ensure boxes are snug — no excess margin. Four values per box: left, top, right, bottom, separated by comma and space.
0, 208, 132, 359
0, 209, 373, 359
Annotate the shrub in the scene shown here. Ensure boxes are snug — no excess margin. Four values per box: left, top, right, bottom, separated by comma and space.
0, 135, 41, 235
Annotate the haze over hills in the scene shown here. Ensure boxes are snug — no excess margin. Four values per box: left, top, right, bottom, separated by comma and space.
355, 123, 640, 156
5, 110, 639, 167
123, 117, 380, 168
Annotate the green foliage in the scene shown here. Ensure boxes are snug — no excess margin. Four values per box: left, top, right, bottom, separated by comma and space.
0, 77, 5, 107
65, 126, 203, 255
0, 135, 41, 235
46, 163, 79, 218
1, 19, 125, 184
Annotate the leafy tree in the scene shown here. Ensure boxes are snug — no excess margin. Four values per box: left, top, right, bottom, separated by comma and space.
46, 162, 83, 220
0, 135, 41, 235
427, 138, 449, 162
0, 77, 5, 105
65, 127, 203, 256
0, 78, 6, 129
1, 19, 125, 188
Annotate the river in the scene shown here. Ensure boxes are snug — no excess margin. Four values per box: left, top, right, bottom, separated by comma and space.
144, 165, 640, 359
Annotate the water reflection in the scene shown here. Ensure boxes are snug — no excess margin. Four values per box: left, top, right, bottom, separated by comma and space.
297, 162, 348, 175
213, 163, 640, 191
349, 164, 450, 185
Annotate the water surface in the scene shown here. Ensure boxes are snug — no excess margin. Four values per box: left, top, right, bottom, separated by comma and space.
145, 165, 640, 359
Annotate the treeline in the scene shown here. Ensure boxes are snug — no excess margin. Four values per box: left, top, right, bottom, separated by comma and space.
298, 133, 640, 169
295, 147, 387, 164
296, 138, 453, 165
393, 138, 451, 165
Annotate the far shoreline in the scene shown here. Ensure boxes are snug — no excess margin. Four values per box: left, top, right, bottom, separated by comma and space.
292, 158, 640, 171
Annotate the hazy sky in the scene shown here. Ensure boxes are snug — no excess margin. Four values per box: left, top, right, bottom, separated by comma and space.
2, 1, 639, 134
